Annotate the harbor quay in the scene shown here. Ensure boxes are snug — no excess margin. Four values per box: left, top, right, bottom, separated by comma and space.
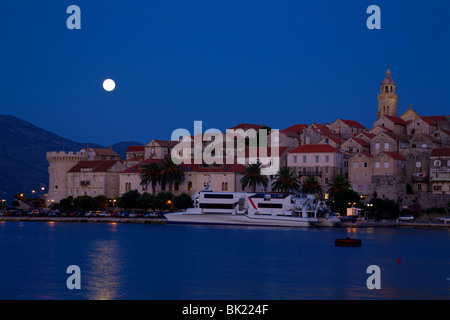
1, 216, 449, 229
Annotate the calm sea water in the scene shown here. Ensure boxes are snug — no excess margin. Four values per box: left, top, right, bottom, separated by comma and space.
0, 221, 448, 300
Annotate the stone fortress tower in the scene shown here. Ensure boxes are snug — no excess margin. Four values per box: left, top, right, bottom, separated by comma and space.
46, 151, 88, 203
376, 67, 399, 119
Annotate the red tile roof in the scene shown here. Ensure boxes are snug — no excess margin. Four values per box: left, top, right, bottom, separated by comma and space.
69, 160, 120, 173
383, 152, 406, 161
354, 132, 376, 140
352, 137, 370, 147
384, 115, 408, 125
289, 144, 341, 154
282, 124, 308, 134
373, 125, 393, 132
431, 148, 450, 157
421, 116, 448, 124
338, 119, 366, 129
360, 152, 374, 158
126, 146, 145, 153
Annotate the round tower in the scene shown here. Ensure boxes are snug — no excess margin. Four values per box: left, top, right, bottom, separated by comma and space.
46, 151, 88, 203
377, 67, 399, 119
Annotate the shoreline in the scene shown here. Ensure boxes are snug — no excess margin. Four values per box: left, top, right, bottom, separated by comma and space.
0, 216, 167, 224
1, 216, 449, 229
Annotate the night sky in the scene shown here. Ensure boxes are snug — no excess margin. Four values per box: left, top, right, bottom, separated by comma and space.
1, 0, 449, 146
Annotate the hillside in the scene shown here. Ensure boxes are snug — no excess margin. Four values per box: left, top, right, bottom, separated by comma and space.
0, 115, 142, 204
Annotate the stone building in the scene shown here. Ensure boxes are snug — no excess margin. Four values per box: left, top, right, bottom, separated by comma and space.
47, 151, 88, 203
46, 148, 124, 203
287, 144, 343, 189
430, 148, 450, 195
348, 152, 374, 195
373, 115, 408, 136
329, 119, 366, 140
67, 160, 126, 199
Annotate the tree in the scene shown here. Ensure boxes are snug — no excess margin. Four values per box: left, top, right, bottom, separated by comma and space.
73, 196, 94, 211
59, 196, 74, 212
120, 190, 141, 209
93, 195, 108, 210
153, 192, 174, 211
140, 162, 162, 195
173, 193, 194, 210
271, 166, 301, 193
300, 175, 323, 197
330, 189, 362, 214
160, 156, 185, 192
137, 192, 155, 211
240, 163, 269, 192
327, 175, 351, 200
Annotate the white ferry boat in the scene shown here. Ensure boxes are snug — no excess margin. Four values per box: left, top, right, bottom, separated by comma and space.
164, 183, 340, 228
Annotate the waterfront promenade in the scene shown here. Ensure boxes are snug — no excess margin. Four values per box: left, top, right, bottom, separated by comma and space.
1, 216, 449, 228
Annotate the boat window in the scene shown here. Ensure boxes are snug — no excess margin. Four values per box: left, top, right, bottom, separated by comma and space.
204, 194, 234, 199
199, 203, 235, 209
258, 203, 283, 209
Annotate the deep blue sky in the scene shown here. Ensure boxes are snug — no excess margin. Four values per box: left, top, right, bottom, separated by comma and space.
1, 1, 449, 146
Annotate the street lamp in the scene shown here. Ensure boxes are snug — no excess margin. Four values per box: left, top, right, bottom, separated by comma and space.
1, 199, 6, 210
31, 190, 35, 199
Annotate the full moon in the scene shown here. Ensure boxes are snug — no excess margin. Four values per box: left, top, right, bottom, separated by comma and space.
103, 79, 116, 91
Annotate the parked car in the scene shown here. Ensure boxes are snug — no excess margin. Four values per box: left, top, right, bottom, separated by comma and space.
143, 212, 158, 218
340, 215, 357, 223
436, 216, 450, 223
398, 214, 414, 222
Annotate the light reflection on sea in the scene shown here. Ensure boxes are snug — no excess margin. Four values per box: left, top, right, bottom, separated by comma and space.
0, 222, 448, 299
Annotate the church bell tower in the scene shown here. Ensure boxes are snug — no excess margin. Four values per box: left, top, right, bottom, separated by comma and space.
377, 67, 398, 119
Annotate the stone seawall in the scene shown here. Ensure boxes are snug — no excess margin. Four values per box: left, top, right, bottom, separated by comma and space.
0, 217, 167, 224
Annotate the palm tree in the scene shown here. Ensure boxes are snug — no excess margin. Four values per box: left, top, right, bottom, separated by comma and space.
161, 156, 185, 192
300, 175, 323, 197
271, 166, 301, 193
140, 162, 162, 195
327, 175, 351, 200
240, 162, 269, 192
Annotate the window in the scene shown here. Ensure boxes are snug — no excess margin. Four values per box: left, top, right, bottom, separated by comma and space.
188, 181, 193, 191
417, 184, 422, 191
349, 147, 353, 153
344, 161, 348, 167
375, 162, 380, 168
353, 162, 358, 168
303, 156, 307, 163
434, 160, 441, 167
375, 143, 380, 150
325, 178, 329, 184
325, 155, 329, 163
363, 162, 368, 168
325, 166, 329, 173
422, 144, 427, 148
433, 185, 442, 191
315, 155, 319, 163
384, 162, 389, 168
384, 143, 389, 150
293, 156, 297, 163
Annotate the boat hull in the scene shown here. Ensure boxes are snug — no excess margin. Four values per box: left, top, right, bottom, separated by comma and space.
335, 238, 361, 247
164, 213, 317, 227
